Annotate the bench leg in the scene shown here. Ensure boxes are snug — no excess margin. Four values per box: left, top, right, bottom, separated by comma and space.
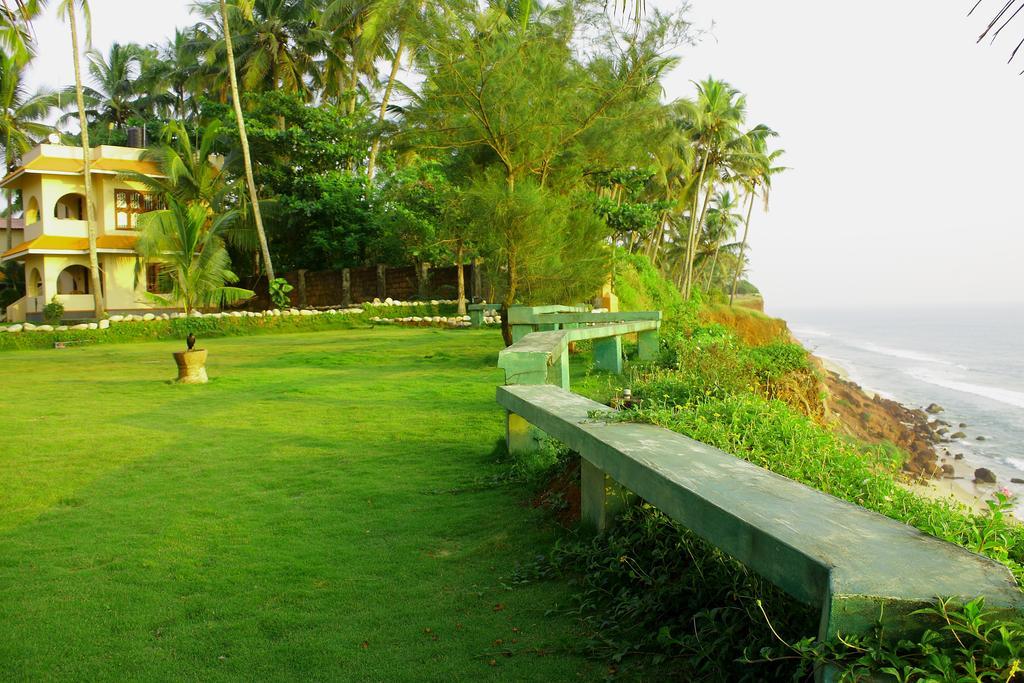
507, 411, 541, 454
468, 309, 484, 327
593, 336, 623, 374
581, 459, 628, 532
548, 347, 570, 390
511, 324, 534, 343
637, 329, 659, 361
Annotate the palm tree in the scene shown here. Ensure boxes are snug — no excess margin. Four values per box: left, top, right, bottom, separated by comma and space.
62, 42, 146, 129
0, 0, 45, 65
157, 29, 203, 120
219, 0, 276, 288
195, 0, 326, 101
0, 52, 53, 250
677, 78, 747, 299
730, 141, 785, 305
121, 120, 230, 217
58, 0, 104, 318
701, 189, 742, 293
351, 0, 428, 179
135, 198, 252, 314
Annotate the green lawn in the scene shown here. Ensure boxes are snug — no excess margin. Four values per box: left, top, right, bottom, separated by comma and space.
0, 328, 596, 681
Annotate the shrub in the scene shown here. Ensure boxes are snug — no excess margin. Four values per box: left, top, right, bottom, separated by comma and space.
269, 278, 294, 309
43, 296, 64, 326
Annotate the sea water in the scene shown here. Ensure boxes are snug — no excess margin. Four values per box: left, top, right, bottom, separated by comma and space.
775, 303, 1024, 486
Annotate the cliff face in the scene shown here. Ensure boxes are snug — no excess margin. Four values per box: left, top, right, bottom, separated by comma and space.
704, 304, 941, 479
814, 361, 942, 478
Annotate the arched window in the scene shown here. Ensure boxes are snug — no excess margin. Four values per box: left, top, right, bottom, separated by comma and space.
27, 268, 42, 296
25, 196, 39, 225
56, 265, 90, 295
54, 193, 85, 220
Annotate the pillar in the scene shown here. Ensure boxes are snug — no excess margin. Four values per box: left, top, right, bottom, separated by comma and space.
341, 268, 352, 307
637, 329, 659, 361
471, 258, 482, 302
580, 458, 628, 533
593, 336, 623, 374
376, 264, 387, 300
297, 269, 308, 308
417, 262, 430, 299
548, 347, 570, 390
506, 412, 541, 455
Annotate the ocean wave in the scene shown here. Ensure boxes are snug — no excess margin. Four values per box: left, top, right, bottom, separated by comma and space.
790, 325, 832, 338
855, 341, 952, 365
906, 368, 1024, 409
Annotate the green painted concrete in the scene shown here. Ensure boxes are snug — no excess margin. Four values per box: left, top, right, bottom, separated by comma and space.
637, 329, 659, 361
497, 320, 660, 389
593, 336, 623, 374
495, 383, 1024, 644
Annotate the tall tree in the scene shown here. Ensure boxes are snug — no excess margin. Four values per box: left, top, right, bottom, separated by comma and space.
0, 52, 53, 250
730, 140, 784, 305
701, 189, 742, 293
677, 78, 747, 299
59, 0, 104, 318
0, 0, 44, 65
407, 2, 686, 342
219, 0, 276, 288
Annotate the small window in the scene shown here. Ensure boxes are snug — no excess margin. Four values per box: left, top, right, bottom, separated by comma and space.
116, 190, 164, 230
146, 264, 170, 294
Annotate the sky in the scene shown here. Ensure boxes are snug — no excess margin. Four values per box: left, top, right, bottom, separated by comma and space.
24, 1, 1024, 312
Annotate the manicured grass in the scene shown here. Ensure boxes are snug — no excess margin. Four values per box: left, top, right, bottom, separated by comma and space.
0, 328, 595, 681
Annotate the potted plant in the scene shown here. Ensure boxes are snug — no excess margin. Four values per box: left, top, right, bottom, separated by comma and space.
135, 199, 253, 384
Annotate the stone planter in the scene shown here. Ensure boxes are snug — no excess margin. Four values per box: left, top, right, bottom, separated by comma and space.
173, 349, 208, 384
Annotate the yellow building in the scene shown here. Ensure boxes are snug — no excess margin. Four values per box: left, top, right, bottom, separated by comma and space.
1, 143, 168, 322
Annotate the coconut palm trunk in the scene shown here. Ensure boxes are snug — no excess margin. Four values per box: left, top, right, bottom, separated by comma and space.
65, 0, 104, 318
455, 238, 466, 316
366, 36, 404, 180
220, 0, 276, 289
6, 136, 12, 252
730, 190, 756, 306
681, 154, 708, 298
704, 240, 721, 293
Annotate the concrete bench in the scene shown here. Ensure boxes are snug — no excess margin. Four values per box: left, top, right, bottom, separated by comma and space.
497, 383, 1024, 647
507, 305, 660, 343
498, 321, 660, 390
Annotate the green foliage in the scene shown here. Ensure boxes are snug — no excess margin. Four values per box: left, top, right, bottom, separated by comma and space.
526, 313, 1024, 679
0, 303, 455, 352
519, 505, 816, 681
751, 594, 1024, 681
135, 199, 253, 314
43, 296, 64, 326
465, 172, 611, 305
268, 278, 294, 309
0, 285, 23, 311
612, 250, 686, 314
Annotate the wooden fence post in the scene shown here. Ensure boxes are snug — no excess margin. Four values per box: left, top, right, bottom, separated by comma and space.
341, 268, 351, 307
376, 264, 387, 300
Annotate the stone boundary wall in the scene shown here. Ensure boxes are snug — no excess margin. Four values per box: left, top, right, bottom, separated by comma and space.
243, 262, 494, 311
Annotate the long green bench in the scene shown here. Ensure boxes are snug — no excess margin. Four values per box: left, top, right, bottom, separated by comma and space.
497, 383, 1024, 652
507, 305, 660, 343
497, 320, 660, 389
